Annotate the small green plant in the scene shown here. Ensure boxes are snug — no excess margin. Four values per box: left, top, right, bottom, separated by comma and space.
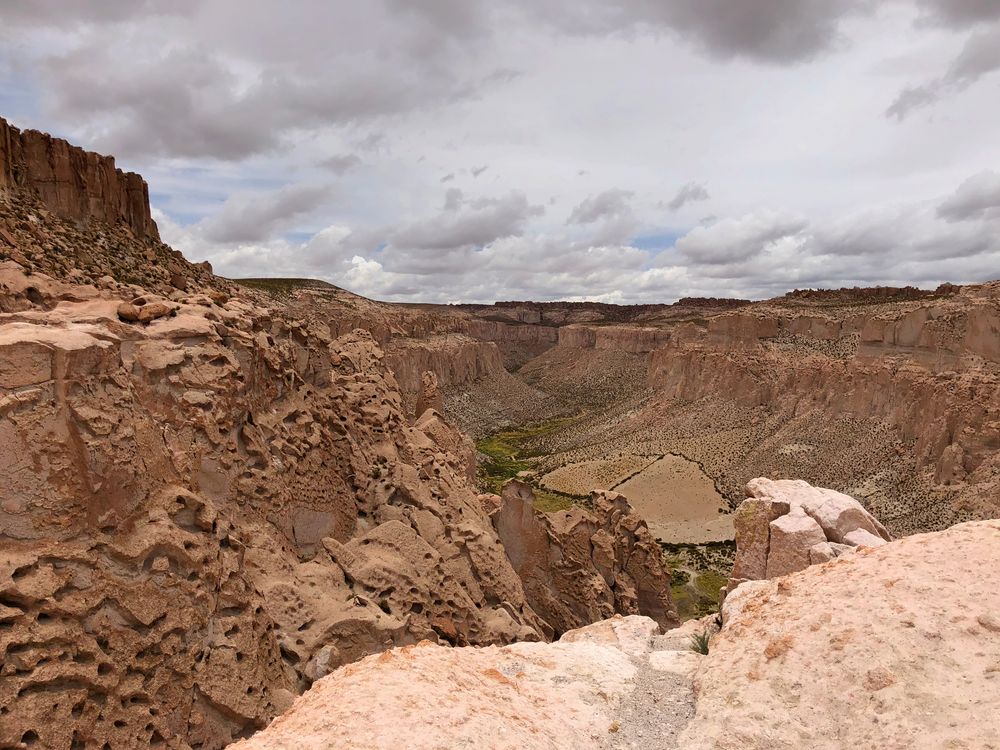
689, 630, 711, 655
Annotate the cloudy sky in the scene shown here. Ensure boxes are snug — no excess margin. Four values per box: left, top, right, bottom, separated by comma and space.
2, 1, 999, 303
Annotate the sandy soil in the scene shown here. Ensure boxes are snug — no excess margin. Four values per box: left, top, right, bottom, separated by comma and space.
613, 455, 733, 543
541, 454, 657, 495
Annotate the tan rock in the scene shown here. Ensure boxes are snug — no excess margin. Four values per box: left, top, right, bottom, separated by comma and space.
730, 496, 788, 580
414, 369, 443, 416
230, 619, 647, 750
490, 481, 677, 634
843, 527, 888, 547
681, 520, 1000, 750
765, 508, 826, 578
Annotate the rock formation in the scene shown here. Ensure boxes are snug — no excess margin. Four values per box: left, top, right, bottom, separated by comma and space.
233, 518, 1000, 750
0, 116, 158, 240
722, 478, 891, 603
0, 256, 680, 747
680, 519, 1000, 749
230, 615, 704, 750
0, 122, 678, 748
488, 481, 677, 634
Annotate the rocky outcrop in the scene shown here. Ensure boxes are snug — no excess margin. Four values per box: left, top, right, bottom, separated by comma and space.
0, 116, 158, 240
464, 318, 558, 368
489, 481, 678, 634
723, 478, 890, 605
558, 324, 671, 353
413, 370, 443, 417
0, 258, 675, 748
231, 615, 702, 750
232, 518, 1000, 750
681, 519, 1000, 749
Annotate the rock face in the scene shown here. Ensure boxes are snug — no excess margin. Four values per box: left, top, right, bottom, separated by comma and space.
724, 478, 891, 603
643, 288, 1000, 532
230, 615, 701, 750
681, 519, 1000, 749
0, 251, 676, 748
0, 116, 159, 240
233, 519, 1000, 750
489, 481, 678, 635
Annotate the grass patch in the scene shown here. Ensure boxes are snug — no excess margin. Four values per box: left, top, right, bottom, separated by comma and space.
663, 545, 733, 621
475, 418, 578, 494
476, 418, 584, 512
694, 569, 728, 601
531, 490, 575, 513
689, 630, 711, 655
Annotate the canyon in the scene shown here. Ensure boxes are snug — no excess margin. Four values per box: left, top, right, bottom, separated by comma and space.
0, 118, 998, 748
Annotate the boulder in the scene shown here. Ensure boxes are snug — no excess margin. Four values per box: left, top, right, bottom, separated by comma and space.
843, 528, 888, 548
766, 508, 827, 578
725, 479, 893, 596
731, 497, 789, 580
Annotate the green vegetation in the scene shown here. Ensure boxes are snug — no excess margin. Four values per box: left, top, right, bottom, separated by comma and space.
663, 543, 734, 620
475, 418, 575, 492
689, 630, 711, 655
475, 418, 583, 512
233, 277, 337, 296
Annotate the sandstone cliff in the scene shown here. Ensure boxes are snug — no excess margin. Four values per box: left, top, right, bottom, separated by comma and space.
0, 116, 158, 240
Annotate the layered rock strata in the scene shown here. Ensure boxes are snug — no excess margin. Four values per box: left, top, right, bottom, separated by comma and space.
1, 116, 158, 240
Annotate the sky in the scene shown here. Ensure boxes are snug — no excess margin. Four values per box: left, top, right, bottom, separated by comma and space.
1, 1, 999, 303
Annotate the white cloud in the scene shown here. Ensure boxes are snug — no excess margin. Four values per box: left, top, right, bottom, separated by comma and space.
7, 1, 1000, 303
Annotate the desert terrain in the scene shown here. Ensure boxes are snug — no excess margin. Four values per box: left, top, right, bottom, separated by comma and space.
1, 117, 998, 748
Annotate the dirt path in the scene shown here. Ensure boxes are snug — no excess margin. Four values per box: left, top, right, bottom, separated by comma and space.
600, 621, 712, 749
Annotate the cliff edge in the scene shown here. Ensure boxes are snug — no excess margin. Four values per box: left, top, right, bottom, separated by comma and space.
0, 116, 158, 240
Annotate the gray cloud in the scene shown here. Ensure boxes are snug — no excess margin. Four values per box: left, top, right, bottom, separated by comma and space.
321, 153, 362, 173
568, 189, 634, 224
443, 188, 464, 210
914, 0, 1000, 28
25, 3, 513, 162
523, 0, 868, 63
389, 191, 545, 253
888, 22, 1000, 119
199, 184, 333, 244
675, 211, 808, 265
937, 170, 1000, 222
0, 1, 196, 29
666, 182, 710, 211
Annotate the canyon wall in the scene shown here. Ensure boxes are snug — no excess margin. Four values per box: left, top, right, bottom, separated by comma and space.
557, 324, 672, 353
648, 288, 1000, 513
0, 259, 677, 748
383, 334, 507, 413
0, 116, 158, 240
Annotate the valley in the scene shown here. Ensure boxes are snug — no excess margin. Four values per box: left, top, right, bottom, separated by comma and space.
1, 115, 998, 748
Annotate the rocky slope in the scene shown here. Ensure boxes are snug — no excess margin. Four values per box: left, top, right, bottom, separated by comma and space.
231, 615, 705, 750
680, 516, 1000, 750
435, 283, 999, 542
0, 124, 677, 748
233, 483, 1000, 750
